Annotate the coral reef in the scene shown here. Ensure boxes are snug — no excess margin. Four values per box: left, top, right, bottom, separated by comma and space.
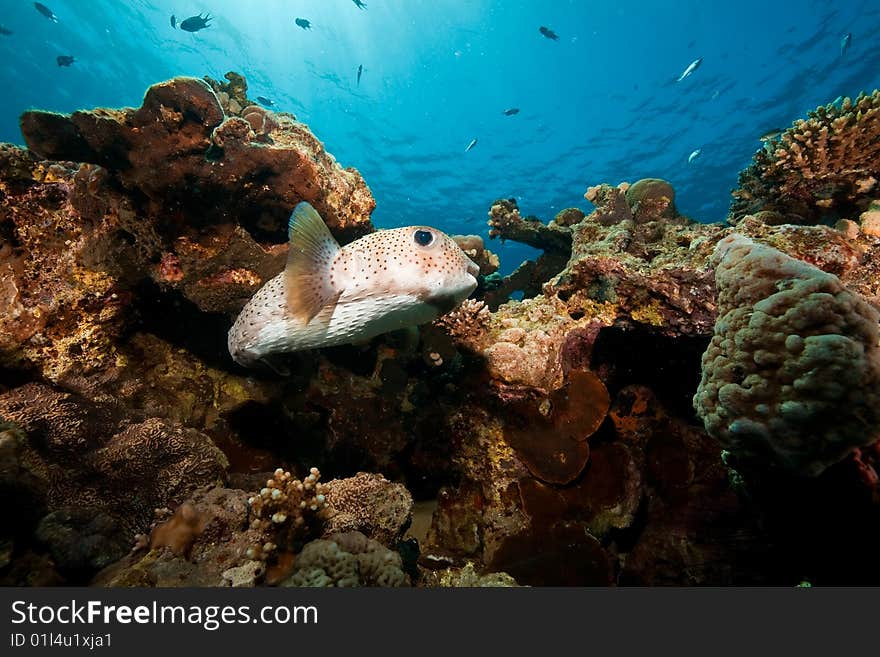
0, 383, 227, 577
96, 486, 256, 587
729, 91, 880, 225
92, 471, 413, 587
426, 562, 520, 587
694, 234, 880, 476
4, 70, 880, 587
19, 76, 374, 241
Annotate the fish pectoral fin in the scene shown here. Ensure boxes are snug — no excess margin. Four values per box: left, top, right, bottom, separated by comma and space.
260, 355, 291, 376
284, 202, 343, 324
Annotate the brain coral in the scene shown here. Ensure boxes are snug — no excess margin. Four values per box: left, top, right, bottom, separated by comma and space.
282, 531, 409, 587
694, 234, 880, 476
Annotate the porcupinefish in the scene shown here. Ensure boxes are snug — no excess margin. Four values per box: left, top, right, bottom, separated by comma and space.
228, 202, 479, 370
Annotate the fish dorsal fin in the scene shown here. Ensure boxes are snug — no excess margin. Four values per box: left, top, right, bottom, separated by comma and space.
285, 202, 342, 324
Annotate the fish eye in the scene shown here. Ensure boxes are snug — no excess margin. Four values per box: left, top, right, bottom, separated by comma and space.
413, 229, 434, 247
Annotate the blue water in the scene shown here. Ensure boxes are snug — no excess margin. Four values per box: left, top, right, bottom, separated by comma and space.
1, 0, 879, 274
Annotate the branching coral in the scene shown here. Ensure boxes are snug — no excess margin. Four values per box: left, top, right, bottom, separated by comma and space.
484, 199, 572, 306
694, 234, 880, 476
433, 299, 491, 346
729, 91, 880, 225
487, 198, 572, 252
245, 467, 329, 561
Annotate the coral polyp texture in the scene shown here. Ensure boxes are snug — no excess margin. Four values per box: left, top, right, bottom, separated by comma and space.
729, 91, 880, 225
245, 467, 329, 561
281, 531, 410, 587
694, 234, 880, 476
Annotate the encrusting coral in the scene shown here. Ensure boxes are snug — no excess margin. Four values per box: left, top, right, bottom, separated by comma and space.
322, 472, 413, 545
19, 75, 374, 240
0, 383, 228, 575
694, 234, 880, 476
729, 91, 880, 225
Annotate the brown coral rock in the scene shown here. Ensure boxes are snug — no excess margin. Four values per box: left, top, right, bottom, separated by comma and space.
488, 521, 612, 586
624, 178, 678, 222
502, 370, 609, 485
517, 442, 642, 537
323, 472, 413, 545
487, 198, 572, 252
0, 383, 228, 552
20, 75, 374, 241
94, 486, 255, 587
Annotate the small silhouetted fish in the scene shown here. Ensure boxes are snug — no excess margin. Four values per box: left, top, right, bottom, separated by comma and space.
840, 32, 852, 56
227, 202, 478, 370
256, 96, 274, 107
759, 128, 783, 142
677, 57, 703, 81
502, 108, 519, 116
56, 55, 74, 67
0, 25, 12, 36
295, 18, 311, 30
179, 13, 211, 32
357, 64, 363, 85
465, 138, 478, 152
34, 2, 57, 22
539, 26, 558, 40
352, 0, 367, 9
170, 15, 176, 29
688, 148, 701, 163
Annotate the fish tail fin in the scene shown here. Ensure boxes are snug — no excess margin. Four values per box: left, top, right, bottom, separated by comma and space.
284, 202, 342, 324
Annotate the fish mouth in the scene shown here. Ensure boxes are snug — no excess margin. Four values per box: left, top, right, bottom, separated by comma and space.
465, 256, 480, 278
464, 273, 478, 296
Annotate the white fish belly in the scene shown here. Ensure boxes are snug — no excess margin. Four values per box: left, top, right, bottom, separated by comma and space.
236, 292, 436, 364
